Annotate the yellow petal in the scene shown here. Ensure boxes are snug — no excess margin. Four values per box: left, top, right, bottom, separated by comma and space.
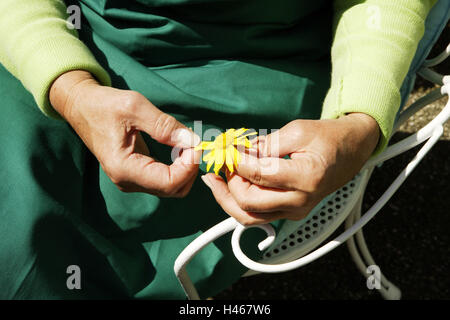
234, 145, 241, 166
234, 137, 252, 148
195, 141, 215, 151
225, 145, 235, 173
213, 147, 225, 175
196, 128, 257, 175
224, 129, 236, 146
202, 150, 215, 162
238, 131, 258, 138
206, 158, 215, 172
234, 128, 257, 139
233, 128, 248, 137
203, 149, 215, 172
225, 128, 236, 136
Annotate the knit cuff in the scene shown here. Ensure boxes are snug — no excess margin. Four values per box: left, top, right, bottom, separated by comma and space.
21, 34, 111, 119
321, 65, 400, 156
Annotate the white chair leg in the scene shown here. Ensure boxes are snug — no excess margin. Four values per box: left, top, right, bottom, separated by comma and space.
345, 192, 402, 300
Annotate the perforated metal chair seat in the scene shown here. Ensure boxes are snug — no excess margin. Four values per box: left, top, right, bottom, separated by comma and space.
244, 171, 369, 276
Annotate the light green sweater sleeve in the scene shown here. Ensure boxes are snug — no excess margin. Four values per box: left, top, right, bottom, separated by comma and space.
322, 0, 437, 155
0, 0, 111, 118
0, 0, 436, 135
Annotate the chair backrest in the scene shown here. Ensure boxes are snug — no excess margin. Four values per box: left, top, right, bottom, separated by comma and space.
398, 0, 450, 115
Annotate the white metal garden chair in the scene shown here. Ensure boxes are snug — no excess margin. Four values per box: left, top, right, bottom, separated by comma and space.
174, 2, 450, 300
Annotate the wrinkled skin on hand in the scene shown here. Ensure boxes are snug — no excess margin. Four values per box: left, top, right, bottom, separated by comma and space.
50, 70, 201, 198
201, 113, 380, 225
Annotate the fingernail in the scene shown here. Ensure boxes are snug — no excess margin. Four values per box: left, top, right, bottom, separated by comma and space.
180, 148, 193, 165
201, 175, 212, 189
173, 128, 201, 148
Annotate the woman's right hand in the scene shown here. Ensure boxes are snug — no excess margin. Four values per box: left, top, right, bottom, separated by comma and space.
49, 70, 201, 197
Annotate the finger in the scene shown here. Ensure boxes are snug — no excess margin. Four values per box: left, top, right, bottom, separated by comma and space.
236, 152, 325, 192
130, 96, 200, 149
236, 153, 299, 190
164, 145, 201, 197
201, 173, 289, 225
226, 172, 309, 213
115, 147, 200, 196
255, 123, 302, 158
172, 166, 199, 197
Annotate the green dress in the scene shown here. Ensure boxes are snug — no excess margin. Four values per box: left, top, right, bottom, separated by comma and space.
0, 0, 332, 299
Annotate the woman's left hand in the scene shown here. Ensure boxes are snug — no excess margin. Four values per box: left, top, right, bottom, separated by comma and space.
201, 113, 380, 226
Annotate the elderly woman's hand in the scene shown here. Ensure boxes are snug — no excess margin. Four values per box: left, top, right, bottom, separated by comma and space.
50, 70, 201, 197
201, 113, 380, 225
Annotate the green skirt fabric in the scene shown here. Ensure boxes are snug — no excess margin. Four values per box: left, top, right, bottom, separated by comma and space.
0, 0, 332, 299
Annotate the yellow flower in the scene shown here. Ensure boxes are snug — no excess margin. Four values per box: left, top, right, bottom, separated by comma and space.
195, 128, 257, 175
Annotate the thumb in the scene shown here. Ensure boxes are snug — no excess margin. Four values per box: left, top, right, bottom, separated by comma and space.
257, 121, 305, 158
200, 173, 248, 218
200, 174, 229, 203
200, 173, 282, 225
